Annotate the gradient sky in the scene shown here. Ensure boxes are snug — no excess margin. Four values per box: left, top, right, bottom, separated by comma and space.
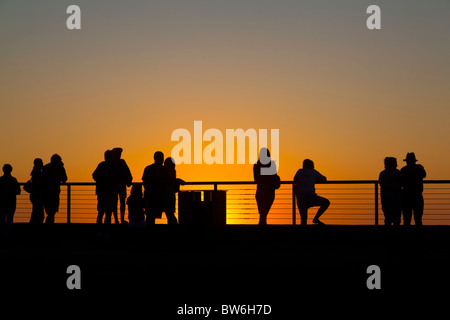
1, 0, 449, 183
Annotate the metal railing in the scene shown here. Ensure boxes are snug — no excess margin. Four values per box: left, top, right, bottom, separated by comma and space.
14, 180, 450, 225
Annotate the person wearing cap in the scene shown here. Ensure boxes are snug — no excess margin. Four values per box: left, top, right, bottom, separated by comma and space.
400, 152, 426, 226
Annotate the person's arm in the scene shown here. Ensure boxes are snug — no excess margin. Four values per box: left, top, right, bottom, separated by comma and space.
14, 178, 21, 195
122, 160, 133, 187
93, 164, 100, 182
420, 165, 427, 179
315, 170, 327, 183
61, 167, 68, 184
293, 171, 299, 193
253, 163, 261, 184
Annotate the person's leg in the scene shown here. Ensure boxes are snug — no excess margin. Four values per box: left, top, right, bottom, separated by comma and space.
312, 196, 330, 224
297, 197, 309, 225
413, 195, 424, 226
256, 197, 267, 225
402, 200, 412, 226
6, 206, 15, 230
381, 199, 391, 225
256, 192, 274, 226
0, 209, 6, 235
166, 211, 178, 225
120, 195, 127, 223
118, 185, 127, 224
45, 212, 55, 224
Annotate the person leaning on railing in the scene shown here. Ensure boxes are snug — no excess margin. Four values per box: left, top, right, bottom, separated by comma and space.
253, 148, 280, 226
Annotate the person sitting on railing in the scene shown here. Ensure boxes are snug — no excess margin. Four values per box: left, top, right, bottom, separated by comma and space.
293, 159, 329, 225
378, 157, 402, 226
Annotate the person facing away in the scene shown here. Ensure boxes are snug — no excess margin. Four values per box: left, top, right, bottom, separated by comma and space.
162, 157, 185, 225
29, 158, 45, 224
0, 164, 21, 236
253, 148, 280, 226
400, 152, 426, 226
112, 147, 133, 224
293, 159, 329, 225
93, 150, 119, 225
142, 151, 166, 225
41, 154, 67, 224
378, 157, 402, 226
127, 184, 146, 228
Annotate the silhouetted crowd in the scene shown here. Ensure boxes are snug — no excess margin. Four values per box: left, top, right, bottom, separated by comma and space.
0, 148, 428, 236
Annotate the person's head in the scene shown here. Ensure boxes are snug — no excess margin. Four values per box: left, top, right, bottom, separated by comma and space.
130, 184, 143, 197
303, 159, 314, 169
384, 157, 397, 170
164, 157, 175, 169
50, 154, 62, 165
154, 151, 164, 166
404, 152, 418, 166
2, 164, 12, 175
112, 147, 123, 160
33, 158, 44, 168
258, 148, 271, 164
104, 149, 113, 162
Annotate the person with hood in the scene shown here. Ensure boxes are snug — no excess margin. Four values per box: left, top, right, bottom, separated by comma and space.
294, 159, 329, 225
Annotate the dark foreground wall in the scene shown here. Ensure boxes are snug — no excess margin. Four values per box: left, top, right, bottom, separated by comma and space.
1, 224, 449, 317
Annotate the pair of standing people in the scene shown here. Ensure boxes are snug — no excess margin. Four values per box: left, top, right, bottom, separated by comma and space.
93, 148, 133, 225
254, 148, 329, 226
28, 154, 68, 224
378, 152, 426, 226
142, 151, 185, 225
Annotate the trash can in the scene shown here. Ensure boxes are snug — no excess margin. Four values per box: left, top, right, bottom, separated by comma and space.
178, 190, 226, 227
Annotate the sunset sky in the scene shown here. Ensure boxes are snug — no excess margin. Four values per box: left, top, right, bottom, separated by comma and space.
1, 0, 449, 183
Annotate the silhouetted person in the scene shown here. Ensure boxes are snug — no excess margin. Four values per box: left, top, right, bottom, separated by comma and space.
378, 157, 402, 226
29, 158, 45, 224
163, 157, 185, 225
401, 152, 426, 226
294, 159, 329, 225
41, 154, 67, 224
0, 164, 21, 236
127, 184, 146, 228
93, 150, 119, 226
142, 151, 166, 225
112, 147, 133, 224
253, 148, 280, 225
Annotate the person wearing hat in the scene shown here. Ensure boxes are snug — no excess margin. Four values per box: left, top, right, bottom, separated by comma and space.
400, 152, 426, 226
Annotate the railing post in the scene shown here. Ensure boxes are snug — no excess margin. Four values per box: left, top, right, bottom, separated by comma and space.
67, 184, 71, 224
374, 182, 378, 226
292, 182, 296, 225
